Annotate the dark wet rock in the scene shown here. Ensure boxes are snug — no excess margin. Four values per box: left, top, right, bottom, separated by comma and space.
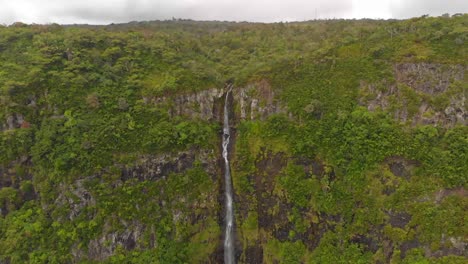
383, 185, 396, 195
274, 226, 291, 242
244, 245, 263, 264
350, 234, 380, 253
382, 239, 394, 263
389, 162, 406, 178
295, 158, 324, 178
388, 211, 412, 229
0, 155, 35, 215
255, 151, 288, 230
385, 156, 420, 179
400, 240, 421, 259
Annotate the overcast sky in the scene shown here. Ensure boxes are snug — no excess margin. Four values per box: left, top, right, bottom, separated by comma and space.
0, 0, 467, 25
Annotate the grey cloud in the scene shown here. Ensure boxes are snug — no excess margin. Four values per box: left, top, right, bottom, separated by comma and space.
390, 0, 468, 18
0, 0, 467, 25
59, 0, 355, 23
0, 0, 355, 24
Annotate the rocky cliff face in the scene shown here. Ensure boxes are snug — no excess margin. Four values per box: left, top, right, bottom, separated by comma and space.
146, 79, 287, 122
51, 148, 220, 262
1, 113, 26, 131
361, 63, 466, 127
0, 79, 287, 263
234, 150, 468, 263
1, 75, 466, 263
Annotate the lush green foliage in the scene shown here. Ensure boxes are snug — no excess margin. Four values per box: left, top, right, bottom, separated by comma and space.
0, 15, 467, 263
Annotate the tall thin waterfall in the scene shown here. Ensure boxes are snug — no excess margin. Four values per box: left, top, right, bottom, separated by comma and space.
222, 86, 235, 264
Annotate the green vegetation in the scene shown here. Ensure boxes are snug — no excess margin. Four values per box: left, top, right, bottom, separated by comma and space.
1, 15, 467, 263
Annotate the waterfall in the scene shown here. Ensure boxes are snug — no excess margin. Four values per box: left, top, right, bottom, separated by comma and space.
223, 86, 235, 264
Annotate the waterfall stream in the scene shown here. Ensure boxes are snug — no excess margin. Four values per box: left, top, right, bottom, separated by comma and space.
223, 86, 235, 264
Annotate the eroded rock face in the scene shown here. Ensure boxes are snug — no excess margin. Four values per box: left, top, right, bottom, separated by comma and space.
385, 156, 419, 179
55, 179, 95, 221
361, 63, 467, 127
146, 80, 287, 122
434, 187, 467, 204
85, 221, 144, 261
147, 87, 224, 121
1, 113, 25, 131
235, 80, 288, 121
394, 63, 465, 94
235, 151, 334, 262
53, 148, 219, 262
0, 155, 35, 215
0, 155, 32, 189
388, 211, 412, 229
121, 149, 217, 181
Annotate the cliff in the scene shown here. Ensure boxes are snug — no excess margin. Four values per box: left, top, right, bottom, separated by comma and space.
0, 16, 467, 263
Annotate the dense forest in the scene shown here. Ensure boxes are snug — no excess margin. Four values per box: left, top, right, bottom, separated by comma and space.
0, 15, 467, 263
